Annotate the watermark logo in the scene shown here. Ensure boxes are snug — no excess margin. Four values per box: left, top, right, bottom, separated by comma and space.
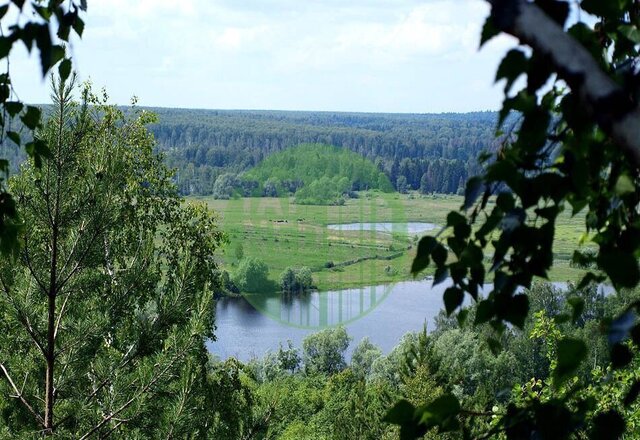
216, 145, 437, 329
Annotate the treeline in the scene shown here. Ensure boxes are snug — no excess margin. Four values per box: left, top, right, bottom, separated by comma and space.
146, 108, 498, 195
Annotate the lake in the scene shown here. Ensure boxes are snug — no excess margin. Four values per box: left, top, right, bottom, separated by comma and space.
209, 279, 478, 361
326, 222, 438, 235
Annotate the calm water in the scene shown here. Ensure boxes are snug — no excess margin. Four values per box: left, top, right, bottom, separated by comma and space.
208, 279, 476, 361
208, 280, 613, 361
326, 222, 438, 235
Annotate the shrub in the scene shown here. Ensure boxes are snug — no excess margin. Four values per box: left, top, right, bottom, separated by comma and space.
280, 266, 313, 294
233, 257, 270, 293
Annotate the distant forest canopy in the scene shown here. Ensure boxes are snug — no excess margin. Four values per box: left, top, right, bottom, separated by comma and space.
0, 107, 500, 195
146, 108, 498, 196
227, 144, 394, 205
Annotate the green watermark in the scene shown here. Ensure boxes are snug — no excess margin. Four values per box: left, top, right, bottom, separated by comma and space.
223, 147, 436, 329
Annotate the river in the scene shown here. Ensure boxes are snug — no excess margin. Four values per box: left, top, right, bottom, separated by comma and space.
208, 279, 478, 361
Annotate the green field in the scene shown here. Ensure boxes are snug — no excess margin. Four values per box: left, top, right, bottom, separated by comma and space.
190, 192, 589, 291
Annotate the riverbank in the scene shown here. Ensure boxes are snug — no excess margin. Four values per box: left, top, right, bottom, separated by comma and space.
190, 192, 588, 292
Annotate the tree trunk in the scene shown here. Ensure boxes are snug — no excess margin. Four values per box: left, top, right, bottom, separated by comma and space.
44, 221, 58, 434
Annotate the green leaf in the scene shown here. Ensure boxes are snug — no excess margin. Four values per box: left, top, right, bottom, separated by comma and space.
34, 5, 52, 20
487, 337, 501, 355
25, 139, 50, 168
0, 4, 8, 19
554, 338, 587, 385
503, 294, 529, 329
475, 299, 494, 324
5, 101, 22, 117
620, 24, 640, 44
384, 400, 427, 440
536, 0, 570, 25
417, 393, 461, 431
581, 0, 625, 18
384, 399, 416, 425
456, 309, 469, 326
611, 343, 633, 369
57, 25, 70, 41
480, 14, 500, 48
496, 49, 529, 93
608, 310, 636, 345
72, 16, 85, 37
6, 131, 19, 145
463, 176, 483, 210
11, 0, 25, 10
590, 411, 625, 439
58, 58, 72, 81
624, 380, 640, 407
432, 243, 448, 266
0, 36, 11, 59
433, 266, 449, 286
614, 174, 635, 195
411, 236, 436, 275
446, 211, 466, 227
598, 249, 640, 289
567, 297, 585, 323
21, 105, 41, 130
444, 287, 464, 315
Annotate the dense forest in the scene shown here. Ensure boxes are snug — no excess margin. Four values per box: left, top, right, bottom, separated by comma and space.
212, 283, 640, 439
146, 108, 497, 196
2, 108, 498, 197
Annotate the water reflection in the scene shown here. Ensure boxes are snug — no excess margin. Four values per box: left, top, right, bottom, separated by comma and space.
243, 285, 393, 328
210, 280, 450, 361
209, 280, 613, 361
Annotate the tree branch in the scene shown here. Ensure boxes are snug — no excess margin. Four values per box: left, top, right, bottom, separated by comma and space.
0, 363, 45, 427
0, 275, 47, 357
79, 350, 186, 440
488, 0, 640, 168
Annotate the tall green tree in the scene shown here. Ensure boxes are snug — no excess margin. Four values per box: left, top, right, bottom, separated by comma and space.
0, 1, 87, 254
0, 78, 224, 437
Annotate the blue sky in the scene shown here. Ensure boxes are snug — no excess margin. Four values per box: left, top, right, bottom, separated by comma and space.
11, 0, 516, 113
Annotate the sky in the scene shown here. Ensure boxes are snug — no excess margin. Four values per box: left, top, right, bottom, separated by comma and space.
10, 0, 517, 113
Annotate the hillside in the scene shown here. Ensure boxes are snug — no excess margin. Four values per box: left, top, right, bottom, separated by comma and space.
236, 143, 393, 204
146, 108, 499, 196
0, 107, 500, 195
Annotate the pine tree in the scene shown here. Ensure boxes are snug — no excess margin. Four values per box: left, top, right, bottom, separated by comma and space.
0, 77, 225, 437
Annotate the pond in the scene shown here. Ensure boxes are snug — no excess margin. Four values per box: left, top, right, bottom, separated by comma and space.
326, 222, 438, 235
209, 279, 480, 361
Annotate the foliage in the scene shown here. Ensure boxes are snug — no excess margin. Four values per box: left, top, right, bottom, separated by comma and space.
303, 326, 351, 375
212, 172, 238, 199
145, 111, 493, 197
0, 79, 225, 436
233, 256, 271, 293
390, 0, 640, 437
0, 1, 86, 255
280, 266, 313, 294
240, 143, 393, 204
351, 337, 383, 377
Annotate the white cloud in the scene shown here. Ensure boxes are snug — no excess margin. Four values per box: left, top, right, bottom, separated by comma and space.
9, 0, 516, 112
213, 26, 271, 51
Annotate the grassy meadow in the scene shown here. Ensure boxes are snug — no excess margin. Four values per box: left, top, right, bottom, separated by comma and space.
190, 192, 589, 291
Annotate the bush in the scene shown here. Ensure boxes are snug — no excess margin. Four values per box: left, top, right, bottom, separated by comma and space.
233, 257, 270, 293
280, 266, 313, 294
212, 173, 238, 199
303, 326, 351, 375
